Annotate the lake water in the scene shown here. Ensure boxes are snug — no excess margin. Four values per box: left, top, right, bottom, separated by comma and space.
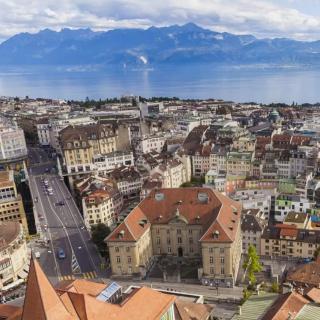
0, 64, 320, 104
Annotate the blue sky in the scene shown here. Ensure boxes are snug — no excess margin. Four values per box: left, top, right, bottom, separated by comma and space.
1, 0, 320, 41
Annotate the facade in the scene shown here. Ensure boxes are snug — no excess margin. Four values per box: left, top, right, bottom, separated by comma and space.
106, 188, 242, 287
226, 152, 253, 177
36, 119, 50, 146
241, 214, 264, 255
92, 151, 134, 173
274, 194, 315, 222
75, 176, 123, 229
0, 117, 28, 166
0, 222, 28, 290
0, 171, 28, 233
261, 224, 320, 258
135, 134, 167, 154
60, 124, 117, 174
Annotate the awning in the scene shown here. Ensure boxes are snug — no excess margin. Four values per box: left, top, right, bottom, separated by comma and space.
18, 269, 28, 279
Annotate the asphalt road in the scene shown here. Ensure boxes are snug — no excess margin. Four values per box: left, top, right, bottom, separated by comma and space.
29, 171, 103, 284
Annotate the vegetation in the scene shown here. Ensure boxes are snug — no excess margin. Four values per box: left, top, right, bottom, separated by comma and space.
243, 245, 263, 286
242, 287, 252, 304
91, 223, 111, 258
314, 246, 320, 259
271, 282, 280, 293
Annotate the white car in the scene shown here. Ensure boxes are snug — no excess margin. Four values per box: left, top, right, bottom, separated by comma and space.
35, 251, 41, 259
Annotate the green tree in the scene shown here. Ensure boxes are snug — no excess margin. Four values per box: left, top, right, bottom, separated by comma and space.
271, 282, 280, 293
243, 245, 262, 285
91, 223, 111, 257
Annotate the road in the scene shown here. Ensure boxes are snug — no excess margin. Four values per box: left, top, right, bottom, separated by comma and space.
27, 147, 103, 284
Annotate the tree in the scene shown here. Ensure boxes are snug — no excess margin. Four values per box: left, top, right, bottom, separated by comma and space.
243, 245, 262, 285
314, 246, 320, 260
271, 282, 280, 293
91, 223, 111, 258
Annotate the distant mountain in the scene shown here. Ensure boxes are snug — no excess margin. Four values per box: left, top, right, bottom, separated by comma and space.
1, 23, 320, 66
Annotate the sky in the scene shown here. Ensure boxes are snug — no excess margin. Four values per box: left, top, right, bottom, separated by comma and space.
1, 0, 320, 42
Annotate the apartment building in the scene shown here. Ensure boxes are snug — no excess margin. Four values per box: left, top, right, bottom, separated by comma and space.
75, 176, 123, 229
241, 214, 264, 255
192, 144, 211, 177
261, 224, 320, 259
0, 221, 28, 290
135, 134, 167, 154
109, 166, 142, 198
0, 171, 28, 233
274, 194, 315, 222
106, 188, 242, 287
60, 124, 117, 174
92, 151, 134, 173
0, 117, 27, 167
226, 152, 253, 177
36, 118, 50, 146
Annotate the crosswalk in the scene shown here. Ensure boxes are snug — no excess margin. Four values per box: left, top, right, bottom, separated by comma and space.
58, 271, 97, 281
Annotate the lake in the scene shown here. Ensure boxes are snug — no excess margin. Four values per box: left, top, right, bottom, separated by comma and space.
0, 64, 320, 103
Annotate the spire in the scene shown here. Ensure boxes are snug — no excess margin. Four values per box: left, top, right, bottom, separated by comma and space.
22, 258, 73, 320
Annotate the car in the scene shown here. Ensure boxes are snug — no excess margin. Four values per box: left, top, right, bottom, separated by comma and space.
35, 251, 40, 259
57, 248, 66, 259
56, 201, 65, 206
34, 197, 38, 203
48, 191, 53, 196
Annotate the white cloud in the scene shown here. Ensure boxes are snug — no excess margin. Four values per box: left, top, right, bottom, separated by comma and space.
0, 0, 320, 41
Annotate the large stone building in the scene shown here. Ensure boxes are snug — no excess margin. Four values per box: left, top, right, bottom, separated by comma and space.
0, 221, 28, 290
106, 188, 242, 287
60, 124, 117, 175
0, 170, 28, 233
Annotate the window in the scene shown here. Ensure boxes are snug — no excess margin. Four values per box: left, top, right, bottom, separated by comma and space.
177, 237, 182, 244
210, 267, 214, 274
220, 248, 224, 254
115, 247, 119, 252
210, 256, 214, 264
188, 229, 192, 234
189, 237, 193, 244
220, 257, 224, 264
168, 247, 171, 253
116, 256, 121, 263
209, 247, 214, 253
221, 267, 225, 275
177, 229, 181, 234
167, 238, 171, 245
156, 237, 160, 245
127, 256, 131, 263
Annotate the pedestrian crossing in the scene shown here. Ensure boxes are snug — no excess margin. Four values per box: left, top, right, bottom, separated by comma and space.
58, 271, 97, 281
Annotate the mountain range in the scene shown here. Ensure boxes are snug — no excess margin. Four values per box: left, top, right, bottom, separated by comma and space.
1, 23, 320, 66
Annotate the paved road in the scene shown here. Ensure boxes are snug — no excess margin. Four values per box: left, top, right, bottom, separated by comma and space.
29, 173, 103, 284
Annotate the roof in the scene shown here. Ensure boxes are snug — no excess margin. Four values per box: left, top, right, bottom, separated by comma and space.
261, 291, 309, 320
174, 300, 213, 320
21, 258, 74, 320
0, 222, 21, 250
107, 188, 242, 244
284, 212, 308, 224
241, 214, 263, 233
0, 305, 22, 320
286, 258, 320, 287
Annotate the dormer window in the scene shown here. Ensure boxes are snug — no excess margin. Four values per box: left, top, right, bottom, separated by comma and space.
213, 230, 219, 239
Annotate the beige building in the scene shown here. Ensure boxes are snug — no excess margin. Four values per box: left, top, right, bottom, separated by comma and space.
261, 224, 320, 259
106, 188, 242, 287
60, 124, 117, 174
226, 152, 253, 177
0, 221, 28, 290
0, 171, 28, 233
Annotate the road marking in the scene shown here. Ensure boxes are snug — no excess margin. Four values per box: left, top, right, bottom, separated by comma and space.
82, 272, 96, 279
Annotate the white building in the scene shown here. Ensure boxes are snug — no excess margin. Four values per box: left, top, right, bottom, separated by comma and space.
0, 222, 28, 290
139, 102, 164, 118
93, 151, 134, 173
136, 135, 167, 154
36, 120, 50, 146
0, 118, 27, 164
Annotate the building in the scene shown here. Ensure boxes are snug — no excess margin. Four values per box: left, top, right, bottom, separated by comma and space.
36, 119, 50, 146
241, 214, 264, 255
0, 117, 27, 169
106, 188, 242, 287
0, 171, 28, 233
0, 221, 28, 290
135, 134, 167, 154
75, 176, 123, 229
60, 124, 117, 174
109, 166, 143, 199
139, 101, 164, 118
274, 194, 315, 222
0, 258, 213, 320
226, 152, 253, 177
261, 224, 320, 258
92, 151, 134, 173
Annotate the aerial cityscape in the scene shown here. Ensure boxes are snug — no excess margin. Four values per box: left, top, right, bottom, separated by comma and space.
2, 1, 320, 320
